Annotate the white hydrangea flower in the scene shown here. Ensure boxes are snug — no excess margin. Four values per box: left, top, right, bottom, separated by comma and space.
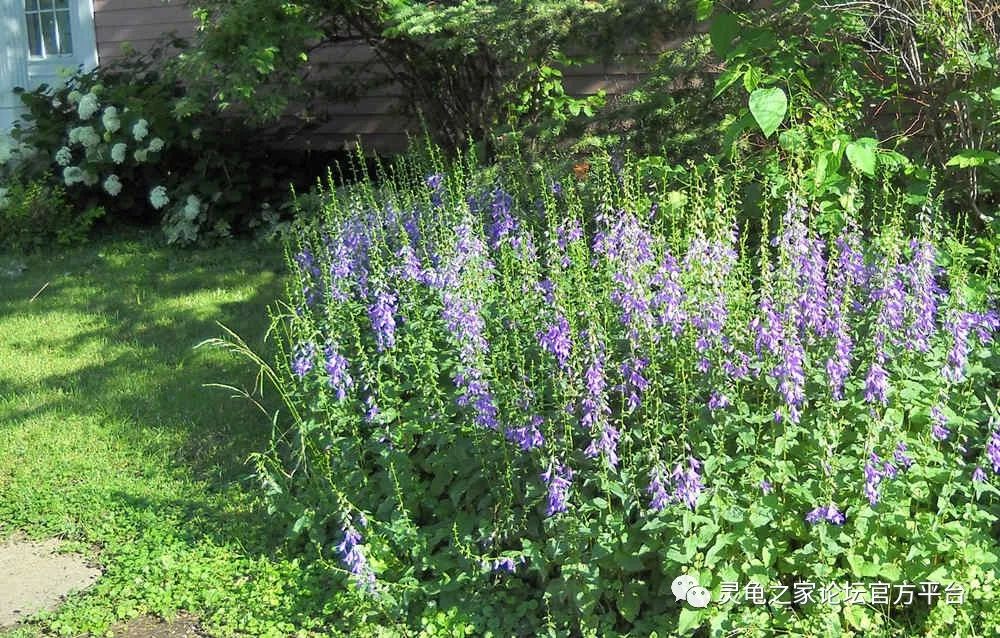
103, 174, 123, 197
55, 146, 73, 166
182, 194, 201, 220
81, 128, 100, 148
149, 185, 170, 210
134, 148, 149, 163
132, 119, 149, 142
68, 126, 100, 148
111, 142, 127, 164
67, 90, 82, 105
147, 137, 165, 153
77, 93, 100, 120
63, 166, 85, 185
101, 106, 121, 133
51, 97, 62, 109
191, 128, 202, 140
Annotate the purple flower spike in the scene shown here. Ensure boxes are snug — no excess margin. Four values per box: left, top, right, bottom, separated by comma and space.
620, 357, 650, 412
336, 515, 377, 592
825, 307, 853, 400
708, 391, 731, 411
493, 557, 518, 573
292, 342, 316, 379
931, 406, 950, 441
324, 343, 353, 401
987, 431, 1000, 474
864, 453, 884, 506
893, 442, 914, 469
538, 314, 573, 373
648, 466, 669, 511
670, 457, 704, 510
541, 461, 574, 516
367, 289, 398, 352
905, 239, 941, 352
505, 415, 545, 451
863, 356, 889, 405
581, 353, 611, 431
425, 173, 444, 191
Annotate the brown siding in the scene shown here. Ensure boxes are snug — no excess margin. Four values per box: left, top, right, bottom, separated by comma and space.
90, 4, 644, 153
92, 1, 194, 63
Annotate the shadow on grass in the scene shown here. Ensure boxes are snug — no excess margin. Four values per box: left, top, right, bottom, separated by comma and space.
0, 234, 293, 547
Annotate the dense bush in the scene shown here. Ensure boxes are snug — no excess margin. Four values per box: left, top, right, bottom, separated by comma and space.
0, 170, 101, 250
219, 150, 999, 636
7, 47, 295, 245
598, 0, 1000, 225
176, 0, 693, 150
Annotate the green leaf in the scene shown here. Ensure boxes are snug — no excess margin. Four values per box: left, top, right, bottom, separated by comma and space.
677, 607, 705, 634
846, 138, 878, 176
742, 65, 762, 93
946, 150, 1000, 168
748, 87, 787, 138
696, 0, 714, 21
713, 64, 746, 98
778, 128, 806, 151
710, 13, 738, 57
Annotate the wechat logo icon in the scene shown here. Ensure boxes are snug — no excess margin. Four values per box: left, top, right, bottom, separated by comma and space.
672, 574, 712, 608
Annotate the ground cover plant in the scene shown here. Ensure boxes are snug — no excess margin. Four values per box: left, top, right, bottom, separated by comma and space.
245, 149, 1000, 636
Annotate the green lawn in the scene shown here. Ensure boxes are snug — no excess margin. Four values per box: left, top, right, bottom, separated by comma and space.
0, 235, 369, 637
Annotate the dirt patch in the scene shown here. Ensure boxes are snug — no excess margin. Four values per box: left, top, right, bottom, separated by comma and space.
0, 537, 101, 628
109, 614, 207, 637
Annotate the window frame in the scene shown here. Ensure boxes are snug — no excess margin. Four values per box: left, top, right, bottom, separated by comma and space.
24, 0, 75, 60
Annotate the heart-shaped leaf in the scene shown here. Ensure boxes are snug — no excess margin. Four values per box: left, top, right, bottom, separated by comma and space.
748, 87, 787, 138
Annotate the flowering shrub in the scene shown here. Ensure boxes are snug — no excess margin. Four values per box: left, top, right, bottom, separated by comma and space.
9, 56, 294, 245
240, 153, 999, 636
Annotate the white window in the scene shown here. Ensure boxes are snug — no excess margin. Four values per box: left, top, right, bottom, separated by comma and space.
24, 0, 74, 58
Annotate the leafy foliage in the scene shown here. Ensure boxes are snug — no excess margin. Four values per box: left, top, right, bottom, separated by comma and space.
176, 0, 694, 150
701, 0, 1000, 224
0, 171, 100, 250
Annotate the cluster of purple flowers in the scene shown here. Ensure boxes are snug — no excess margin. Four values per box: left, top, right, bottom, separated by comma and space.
537, 314, 573, 373
581, 350, 620, 467
505, 415, 545, 451
863, 442, 913, 507
942, 309, 1000, 383
294, 249, 323, 306
595, 212, 657, 345
292, 341, 316, 379
648, 457, 704, 511
367, 288, 398, 352
988, 431, 1000, 474
288, 173, 1000, 539
541, 460, 573, 516
324, 343, 353, 401
931, 406, 951, 441
805, 503, 846, 526
336, 514, 377, 592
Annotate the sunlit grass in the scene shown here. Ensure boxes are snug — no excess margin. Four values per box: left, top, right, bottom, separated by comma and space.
0, 235, 375, 637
